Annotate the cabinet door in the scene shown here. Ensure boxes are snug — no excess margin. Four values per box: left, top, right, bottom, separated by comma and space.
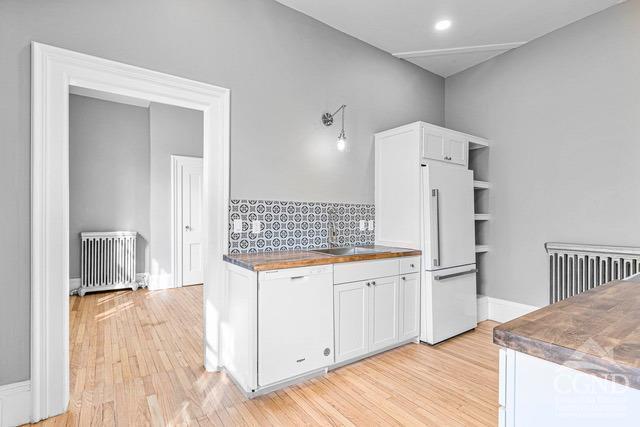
446, 134, 468, 166
334, 281, 369, 363
369, 277, 399, 352
399, 273, 420, 341
422, 130, 446, 161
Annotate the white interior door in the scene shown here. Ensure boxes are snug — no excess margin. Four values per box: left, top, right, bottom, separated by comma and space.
178, 157, 204, 286
422, 162, 475, 270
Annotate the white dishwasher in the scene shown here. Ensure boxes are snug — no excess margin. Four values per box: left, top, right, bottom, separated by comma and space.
258, 264, 334, 387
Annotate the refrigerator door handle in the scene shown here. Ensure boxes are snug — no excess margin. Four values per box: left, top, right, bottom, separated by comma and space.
431, 188, 441, 267
434, 268, 477, 281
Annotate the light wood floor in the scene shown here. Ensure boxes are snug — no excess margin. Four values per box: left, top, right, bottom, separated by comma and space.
33, 286, 500, 426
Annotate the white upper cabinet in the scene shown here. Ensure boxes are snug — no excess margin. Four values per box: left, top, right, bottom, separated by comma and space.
374, 125, 422, 249
422, 130, 446, 160
445, 133, 468, 166
375, 122, 487, 250
421, 125, 468, 167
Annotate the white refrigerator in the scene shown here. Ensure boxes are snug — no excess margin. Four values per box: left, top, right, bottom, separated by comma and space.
420, 162, 477, 344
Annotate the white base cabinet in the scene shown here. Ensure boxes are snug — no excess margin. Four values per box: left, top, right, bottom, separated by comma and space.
399, 273, 420, 341
334, 281, 370, 363
334, 277, 401, 364
334, 257, 421, 364
499, 348, 640, 427
223, 256, 421, 396
369, 276, 400, 352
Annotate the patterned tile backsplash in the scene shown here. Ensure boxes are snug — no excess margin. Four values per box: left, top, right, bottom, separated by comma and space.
228, 199, 375, 253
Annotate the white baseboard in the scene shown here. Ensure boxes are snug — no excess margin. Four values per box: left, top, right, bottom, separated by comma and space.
0, 381, 31, 427
69, 273, 150, 295
148, 273, 175, 290
477, 295, 539, 323
476, 295, 489, 322
69, 277, 81, 291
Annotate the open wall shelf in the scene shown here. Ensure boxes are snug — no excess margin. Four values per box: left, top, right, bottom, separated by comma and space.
475, 245, 490, 253
473, 180, 490, 189
469, 138, 490, 150
469, 135, 490, 296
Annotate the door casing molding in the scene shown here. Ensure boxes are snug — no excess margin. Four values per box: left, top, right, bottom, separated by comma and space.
31, 42, 230, 422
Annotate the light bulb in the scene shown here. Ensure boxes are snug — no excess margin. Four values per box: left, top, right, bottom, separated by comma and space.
337, 136, 347, 152
435, 20, 452, 31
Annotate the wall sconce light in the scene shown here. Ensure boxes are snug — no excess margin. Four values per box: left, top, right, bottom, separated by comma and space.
321, 104, 347, 151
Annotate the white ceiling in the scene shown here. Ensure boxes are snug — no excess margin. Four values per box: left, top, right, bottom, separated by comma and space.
276, 0, 623, 77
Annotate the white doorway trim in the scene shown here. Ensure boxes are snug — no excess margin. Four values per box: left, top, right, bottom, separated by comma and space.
31, 42, 230, 422
171, 155, 204, 288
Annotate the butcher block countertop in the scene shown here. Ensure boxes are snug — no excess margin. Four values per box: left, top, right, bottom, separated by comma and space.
494, 278, 640, 389
223, 245, 421, 272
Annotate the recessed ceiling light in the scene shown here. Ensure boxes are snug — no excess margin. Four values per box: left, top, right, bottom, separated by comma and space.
435, 20, 452, 31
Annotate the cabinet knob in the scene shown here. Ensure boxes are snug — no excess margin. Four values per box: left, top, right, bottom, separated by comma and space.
371, 281, 376, 286
402, 277, 406, 281
366, 282, 371, 287
410, 264, 415, 268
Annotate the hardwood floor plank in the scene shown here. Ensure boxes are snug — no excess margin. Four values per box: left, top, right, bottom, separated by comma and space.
31, 286, 500, 426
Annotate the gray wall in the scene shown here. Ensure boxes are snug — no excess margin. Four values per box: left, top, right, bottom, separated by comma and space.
149, 103, 203, 283
0, 0, 443, 384
445, 0, 640, 307
69, 95, 151, 280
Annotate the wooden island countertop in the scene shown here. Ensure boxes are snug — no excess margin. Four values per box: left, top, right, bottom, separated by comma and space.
494, 278, 640, 389
223, 245, 421, 271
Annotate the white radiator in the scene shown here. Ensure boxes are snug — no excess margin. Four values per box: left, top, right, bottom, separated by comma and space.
546, 242, 640, 304
79, 231, 139, 296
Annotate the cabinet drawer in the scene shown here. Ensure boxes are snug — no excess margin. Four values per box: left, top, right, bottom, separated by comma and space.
334, 259, 399, 284
399, 257, 420, 274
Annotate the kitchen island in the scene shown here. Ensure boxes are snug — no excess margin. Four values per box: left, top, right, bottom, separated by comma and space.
222, 246, 422, 397
494, 277, 640, 426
